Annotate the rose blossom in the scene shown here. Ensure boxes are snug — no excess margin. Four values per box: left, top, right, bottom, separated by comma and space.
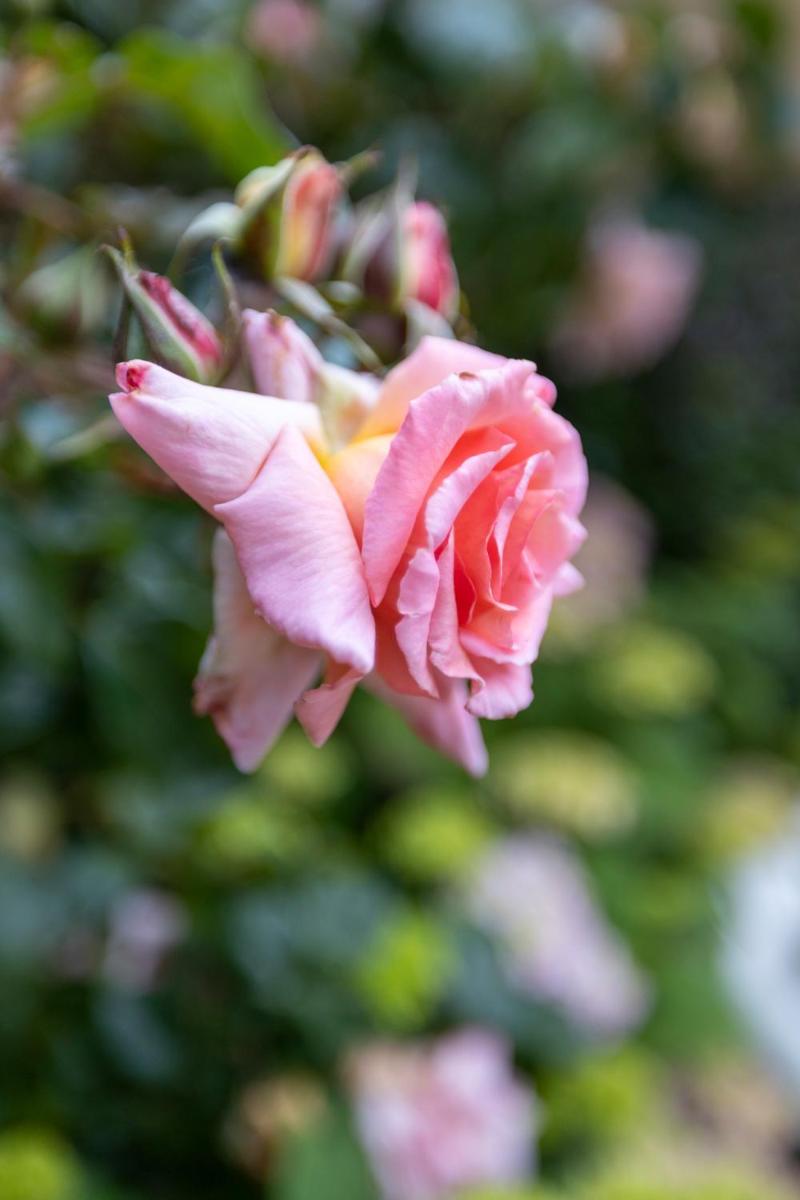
109, 318, 586, 774
346, 1028, 537, 1200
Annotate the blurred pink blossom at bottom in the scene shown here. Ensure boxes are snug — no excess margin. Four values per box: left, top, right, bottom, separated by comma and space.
464, 837, 650, 1039
552, 215, 702, 380
346, 1028, 537, 1200
246, 0, 323, 64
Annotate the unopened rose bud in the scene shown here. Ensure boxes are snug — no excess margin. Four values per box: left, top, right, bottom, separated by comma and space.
243, 308, 379, 446
107, 248, 224, 383
275, 149, 342, 280
235, 148, 342, 283
244, 308, 324, 403
400, 200, 459, 320
342, 191, 459, 322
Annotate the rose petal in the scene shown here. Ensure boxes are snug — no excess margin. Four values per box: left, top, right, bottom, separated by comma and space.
467, 660, 533, 720
429, 533, 482, 683
358, 336, 507, 438
193, 530, 320, 771
110, 360, 323, 512
394, 441, 513, 695
216, 423, 375, 676
363, 361, 537, 605
295, 662, 360, 746
367, 673, 488, 777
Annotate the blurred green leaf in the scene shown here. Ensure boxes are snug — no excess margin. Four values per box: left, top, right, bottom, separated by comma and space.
119, 31, 289, 182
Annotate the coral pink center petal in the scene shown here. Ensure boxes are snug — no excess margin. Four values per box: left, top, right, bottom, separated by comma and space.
363, 361, 536, 605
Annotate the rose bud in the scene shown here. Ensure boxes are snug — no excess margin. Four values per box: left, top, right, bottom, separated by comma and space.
244, 309, 379, 445
343, 192, 459, 321
236, 148, 342, 282
106, 247, 224, 384
399, 200, 459, 321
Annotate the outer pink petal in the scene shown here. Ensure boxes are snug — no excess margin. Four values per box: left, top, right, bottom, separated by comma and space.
295, 662, 360, 747
216, 424, 375, 676
466, 660, 533, 720
367, 673, 488, 777
110, 360, 323, 513
358, 336, 507, 438
363, 361, 537, 605
193, 530, 320, 771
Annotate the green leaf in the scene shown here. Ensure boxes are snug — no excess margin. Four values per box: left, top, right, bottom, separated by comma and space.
119, 30, 289, 182
273, 1107, 378, 1200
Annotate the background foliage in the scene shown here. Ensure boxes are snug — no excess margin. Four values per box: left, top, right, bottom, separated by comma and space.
2, 1, 800, 1197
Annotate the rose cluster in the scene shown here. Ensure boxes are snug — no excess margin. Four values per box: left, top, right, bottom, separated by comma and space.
108, 148, 587, 774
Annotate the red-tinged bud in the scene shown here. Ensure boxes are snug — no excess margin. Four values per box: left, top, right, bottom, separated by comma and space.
137, 271, 224, 379
106, 246, 225, 384
400, 201, 459, 321
342, 191, 460, 323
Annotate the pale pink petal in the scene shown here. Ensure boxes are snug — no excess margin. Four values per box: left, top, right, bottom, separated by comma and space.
110, 360, 324, 513
367, 673, 488, 777
216, 424, 375, 675
193, 530, 320, 771
243, 309, 324, 402
295, 662, 360, 746
467, 661, 533, 720
358, 336, 507, 438
553, 563, 584, 596
363, 361, 537, 605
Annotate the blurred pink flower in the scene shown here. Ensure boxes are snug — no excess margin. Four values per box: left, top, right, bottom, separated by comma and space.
246, 0, 323, 65
346, 1028, 537, 1200
552, 215, 702, 380
110, 318, 586, 776
103, 889, 186, 993
464, 837, 649, 1038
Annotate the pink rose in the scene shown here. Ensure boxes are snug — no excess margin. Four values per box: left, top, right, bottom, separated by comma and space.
109, 319, 586, 774
333, 337, 587, 739
346, 1028, 537, 1200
